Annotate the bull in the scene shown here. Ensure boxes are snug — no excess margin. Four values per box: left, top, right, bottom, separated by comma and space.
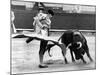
46, 30, 93, 64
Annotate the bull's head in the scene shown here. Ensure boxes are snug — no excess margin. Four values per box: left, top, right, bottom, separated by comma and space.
68, 42, 85, 60
76, 42, 82, 49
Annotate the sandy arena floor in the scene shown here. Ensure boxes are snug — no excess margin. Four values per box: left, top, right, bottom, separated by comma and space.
11, 32, 96, 74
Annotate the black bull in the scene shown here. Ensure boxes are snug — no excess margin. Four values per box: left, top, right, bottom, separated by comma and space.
46, 30, 93, 64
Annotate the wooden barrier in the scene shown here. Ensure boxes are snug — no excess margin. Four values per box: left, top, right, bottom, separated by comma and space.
12, 9, 96, 30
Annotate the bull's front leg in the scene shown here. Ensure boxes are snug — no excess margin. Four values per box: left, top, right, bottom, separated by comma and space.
80, 56, 86, 64
70, 48, 75, 62
84, 43, 93, 62
39, 40, 48, 68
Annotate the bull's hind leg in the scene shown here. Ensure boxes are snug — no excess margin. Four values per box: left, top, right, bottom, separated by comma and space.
84, 43, 93, 62
60, 44, 68, 64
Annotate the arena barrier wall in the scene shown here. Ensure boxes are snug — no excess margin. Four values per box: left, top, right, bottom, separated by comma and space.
12, 9, 96, 31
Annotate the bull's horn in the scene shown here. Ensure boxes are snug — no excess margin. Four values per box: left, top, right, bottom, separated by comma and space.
77, 42, 82, 49
67, 43, 72, 49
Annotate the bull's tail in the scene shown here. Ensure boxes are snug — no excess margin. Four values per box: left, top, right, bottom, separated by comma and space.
47, 33, 64, 57
47, 34, 63, 57
47, 44, 56, 57
46, 44, 55, 57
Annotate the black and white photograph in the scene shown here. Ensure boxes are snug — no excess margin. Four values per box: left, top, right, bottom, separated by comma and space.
11, 0, 96, 74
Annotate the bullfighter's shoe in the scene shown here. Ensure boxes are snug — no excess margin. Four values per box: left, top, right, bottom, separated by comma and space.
38, 64, 48, 68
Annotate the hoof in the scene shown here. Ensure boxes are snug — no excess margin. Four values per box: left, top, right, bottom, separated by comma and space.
65, 62, 69, 64
72, 60, 75, 62
83, 61, 87, 64
38, 64, 48, 68
90, 59, 93, 62
65, 61, 69, 64
64, 59, 68, 64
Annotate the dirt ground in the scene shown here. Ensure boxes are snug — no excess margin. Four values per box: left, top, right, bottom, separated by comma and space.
11, 32, 96, 74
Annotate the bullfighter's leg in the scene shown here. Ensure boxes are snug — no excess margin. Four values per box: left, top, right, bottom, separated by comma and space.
39, 40, 48, 68
60, 44, 68, 64
83, 43, 93, 62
